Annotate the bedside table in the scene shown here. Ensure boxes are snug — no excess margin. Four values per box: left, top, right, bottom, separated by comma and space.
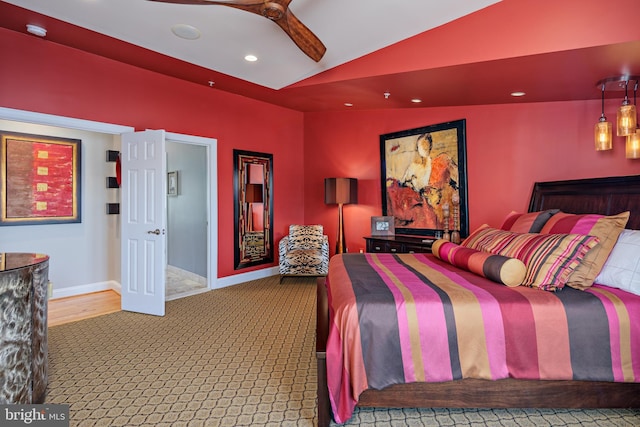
364, 235, 435, 254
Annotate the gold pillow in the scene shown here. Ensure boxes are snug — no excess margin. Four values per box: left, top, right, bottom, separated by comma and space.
539, 211, 630, 290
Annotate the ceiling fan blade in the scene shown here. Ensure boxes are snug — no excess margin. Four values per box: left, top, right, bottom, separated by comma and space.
148, 0, 326, 62
148, 1, 281, 14
148, 0, 262, 6
274, 9, 326, 62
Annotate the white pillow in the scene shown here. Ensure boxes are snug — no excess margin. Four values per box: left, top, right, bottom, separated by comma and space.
594, 229, 640, 296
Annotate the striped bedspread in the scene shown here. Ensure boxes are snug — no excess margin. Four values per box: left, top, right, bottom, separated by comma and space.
325, 253, 640, 424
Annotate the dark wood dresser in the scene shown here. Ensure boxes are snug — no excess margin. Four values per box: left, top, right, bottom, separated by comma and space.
364, 235, 435, 254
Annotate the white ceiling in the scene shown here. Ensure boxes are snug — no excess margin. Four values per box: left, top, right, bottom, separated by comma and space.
3, 0, 500, 89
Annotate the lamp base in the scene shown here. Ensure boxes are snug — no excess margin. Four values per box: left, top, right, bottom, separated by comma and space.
336, 203, 347, 254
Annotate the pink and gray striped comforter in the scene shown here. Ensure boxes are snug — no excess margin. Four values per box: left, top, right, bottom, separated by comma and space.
325, 253, 640, 424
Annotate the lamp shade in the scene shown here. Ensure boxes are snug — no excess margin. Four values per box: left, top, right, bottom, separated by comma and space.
627, 131, 640, 159
245, 183, 263, 203
617, 103, 637, 136
594, 120, 612, 151
325, 178, 358, 205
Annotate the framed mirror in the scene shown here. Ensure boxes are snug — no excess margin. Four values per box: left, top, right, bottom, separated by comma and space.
233, 150, 274, 269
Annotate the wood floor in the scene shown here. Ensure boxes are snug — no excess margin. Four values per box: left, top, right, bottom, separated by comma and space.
48, 290, 121, 327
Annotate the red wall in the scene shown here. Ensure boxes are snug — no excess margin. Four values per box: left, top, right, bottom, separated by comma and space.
2, 27, 639, 277
304, 102, 639, 256
0, 28, 305, 278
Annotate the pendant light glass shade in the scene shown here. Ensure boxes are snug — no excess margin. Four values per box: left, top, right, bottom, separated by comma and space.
596, 76, 639, 158
617, 102, 637, 136
595, 119, 612, 151
627, 130, 640, 159
594, 83, 612, 150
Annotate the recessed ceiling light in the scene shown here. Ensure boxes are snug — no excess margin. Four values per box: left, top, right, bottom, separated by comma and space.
344, 103, 353, 107
26, 24, 46, 37
244, 55, 258, 62
411, 98, 422, 103
171, 24, 201, 40
511, 91, 526, 97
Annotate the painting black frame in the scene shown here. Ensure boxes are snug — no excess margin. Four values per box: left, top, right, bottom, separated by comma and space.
380, 119, 468, 238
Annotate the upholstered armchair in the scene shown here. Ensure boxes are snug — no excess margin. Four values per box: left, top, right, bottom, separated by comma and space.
279, 225, 329, 283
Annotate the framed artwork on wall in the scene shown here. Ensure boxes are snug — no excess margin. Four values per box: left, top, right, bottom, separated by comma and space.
380, 119, 468, 238
167, 171, 178, 196
0, 131, 81, 225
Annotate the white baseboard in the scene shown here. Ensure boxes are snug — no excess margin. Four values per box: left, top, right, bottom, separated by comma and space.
49, 267, 279, 300
215, 266, 279, 289
50, 280, 121, 300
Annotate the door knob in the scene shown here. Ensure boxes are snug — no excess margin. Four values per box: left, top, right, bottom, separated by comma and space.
147, 229, 161, 235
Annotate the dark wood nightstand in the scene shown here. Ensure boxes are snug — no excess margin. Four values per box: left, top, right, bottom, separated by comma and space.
364, 235, 435, 254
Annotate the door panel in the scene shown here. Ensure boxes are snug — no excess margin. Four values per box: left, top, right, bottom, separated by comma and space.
121, 130, 166, 316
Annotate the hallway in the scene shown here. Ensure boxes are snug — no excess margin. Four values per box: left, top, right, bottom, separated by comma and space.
166, 265, 208, 300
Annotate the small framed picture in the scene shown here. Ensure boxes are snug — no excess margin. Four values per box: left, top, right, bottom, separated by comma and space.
371, 215, 395, 236
167, 171, 178, 196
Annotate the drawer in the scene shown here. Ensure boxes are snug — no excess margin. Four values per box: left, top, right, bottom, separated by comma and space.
368, 241, 387, 252
364, 236, 433, 254
403, 243, 431, 253
387, 242, 404, 253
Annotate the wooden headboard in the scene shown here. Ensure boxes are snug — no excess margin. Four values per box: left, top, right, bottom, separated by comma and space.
528, 175, 640, 230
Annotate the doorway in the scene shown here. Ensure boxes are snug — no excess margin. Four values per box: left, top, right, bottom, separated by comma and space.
166, 140, 209, 300
121, 130, 218, 315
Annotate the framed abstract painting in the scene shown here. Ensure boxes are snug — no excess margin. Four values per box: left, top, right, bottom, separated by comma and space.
380, 119, 468, 238
0, 131, 81, 225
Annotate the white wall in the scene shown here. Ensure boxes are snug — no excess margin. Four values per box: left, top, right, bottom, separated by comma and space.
0, 119, 121, 296
0, 108, 263, 297
166, 141, 207, 277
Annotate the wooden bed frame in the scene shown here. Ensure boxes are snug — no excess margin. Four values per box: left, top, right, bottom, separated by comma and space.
316, 175, 640, 427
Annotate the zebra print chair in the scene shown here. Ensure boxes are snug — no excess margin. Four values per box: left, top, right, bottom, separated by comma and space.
278, 225, 329, 283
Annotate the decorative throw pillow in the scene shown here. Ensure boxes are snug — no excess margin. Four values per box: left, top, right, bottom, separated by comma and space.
462, 225, 599, 291
500, 209, 559, 233
540, 211, 630, 290
287, 225, 324, 250
594, 229, 640, 296
432, 239, 526, 287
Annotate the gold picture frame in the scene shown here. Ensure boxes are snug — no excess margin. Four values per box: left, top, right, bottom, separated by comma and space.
0, 131, 81, 225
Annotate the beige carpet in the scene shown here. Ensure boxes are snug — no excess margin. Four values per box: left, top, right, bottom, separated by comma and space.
47, 276, 640, 426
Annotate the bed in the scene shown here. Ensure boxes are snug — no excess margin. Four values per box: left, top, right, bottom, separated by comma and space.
316, 175, 640, 426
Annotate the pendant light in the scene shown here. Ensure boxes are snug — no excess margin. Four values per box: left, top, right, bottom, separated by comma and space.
594, 83, 612, 151
626, 80, 640, 159
617, 79, 637, 136
627, 132, 640, 159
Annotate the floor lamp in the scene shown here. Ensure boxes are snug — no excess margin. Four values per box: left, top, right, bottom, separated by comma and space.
324, 178, 358, 254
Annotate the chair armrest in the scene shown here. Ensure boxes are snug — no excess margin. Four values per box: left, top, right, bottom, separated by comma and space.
279, 236, 289, 256
321, 235, 329, 252
320, 235, 330, 272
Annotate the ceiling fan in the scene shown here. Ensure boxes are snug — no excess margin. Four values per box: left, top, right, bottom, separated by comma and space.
148, 0, 326, 62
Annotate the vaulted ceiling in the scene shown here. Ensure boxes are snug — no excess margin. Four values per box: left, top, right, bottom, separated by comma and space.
1, 0, 639, 112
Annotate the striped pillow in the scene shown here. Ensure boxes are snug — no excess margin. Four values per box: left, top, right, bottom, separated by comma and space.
500, 209, 559, 233
432, 239, 526, 287
462, 225, 599, 291
540, 211, 630, 290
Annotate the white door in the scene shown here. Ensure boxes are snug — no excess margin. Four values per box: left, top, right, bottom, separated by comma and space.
120, 130, 167, 316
